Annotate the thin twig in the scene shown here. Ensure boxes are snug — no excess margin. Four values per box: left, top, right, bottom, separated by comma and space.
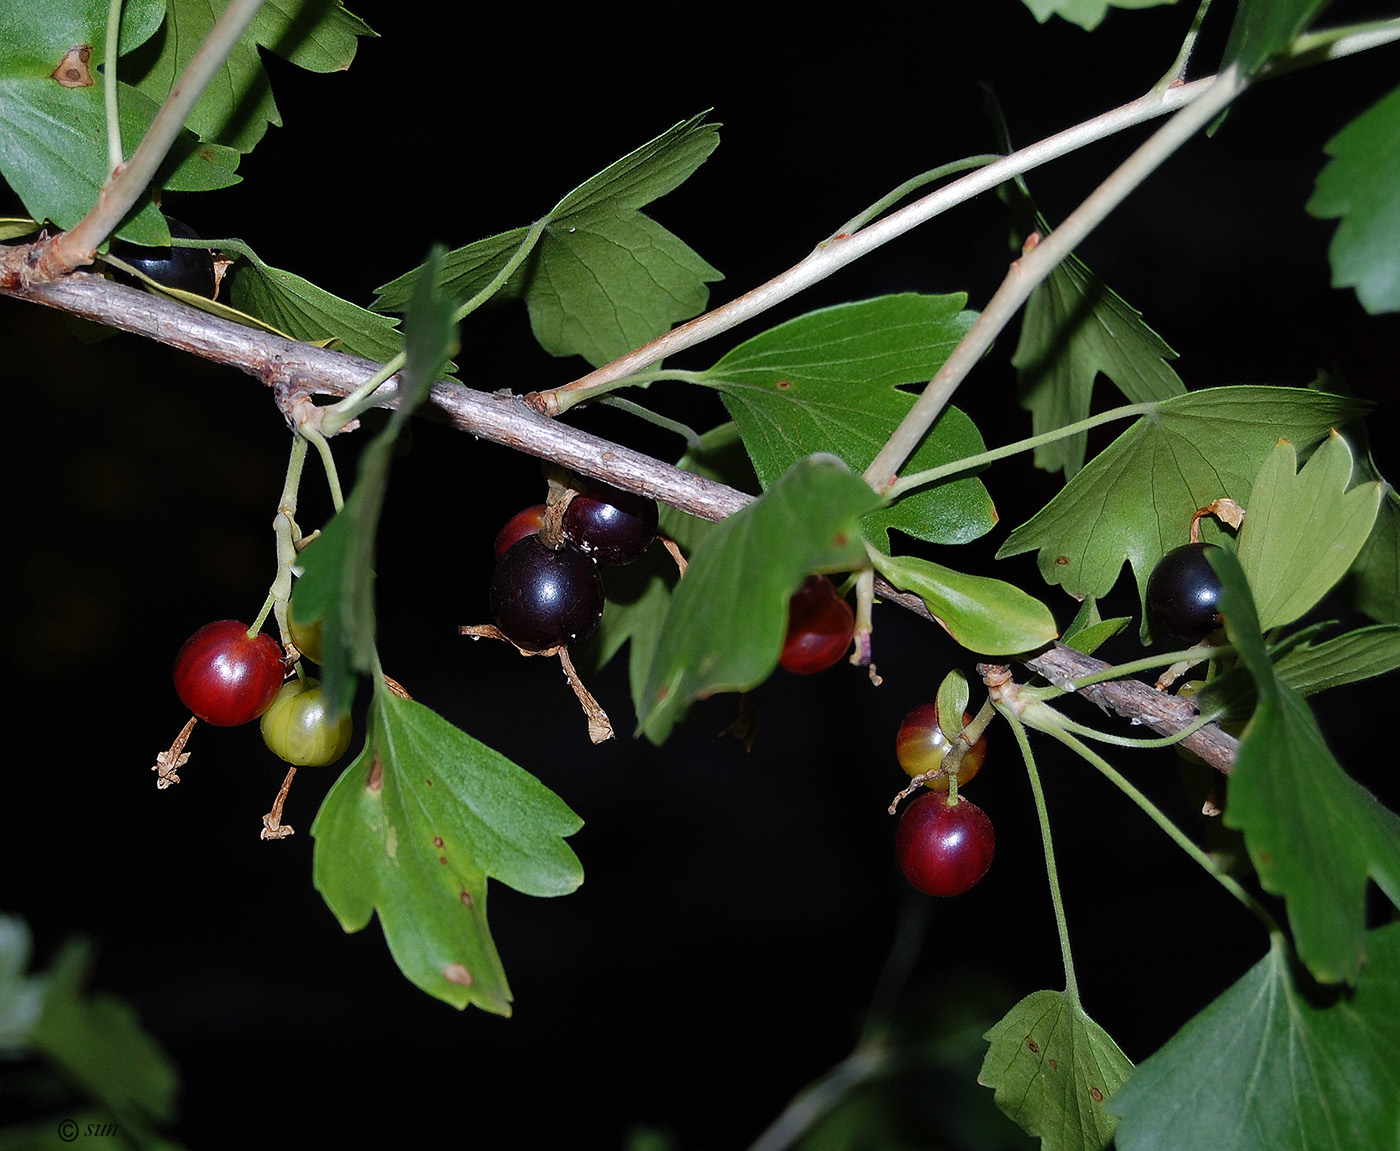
530, 74, 1221, 415
862, 64, 1246, 491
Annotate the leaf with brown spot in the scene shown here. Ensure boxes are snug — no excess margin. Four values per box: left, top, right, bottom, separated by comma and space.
311, 689, 582, 1014
980, 989, 1133, 1151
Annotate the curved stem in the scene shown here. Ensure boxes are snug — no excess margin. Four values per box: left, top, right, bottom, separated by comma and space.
103, 0, 124, 171
550, 368, 706, 415
833, 153, 1002, 236
451, 217, 550, 324
1035, 706, 1218, 749
1000, 705, 1080, 1002
595, 395, 702, 449
1021, 643, 1235, 697
1028, 713, 1282, 937
885, 402, 1157, 498
1155, 0, 1215, 91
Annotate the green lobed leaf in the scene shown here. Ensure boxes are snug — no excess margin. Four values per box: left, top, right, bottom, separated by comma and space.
1222, 0, 1329, 74
1212, 547, 1400, 984
123, 0, 376, 154
522, 208, 719, 367
1111, 926, 1400, 1150
311, 688, 584, 1013
1013, 252, 1185, 478
696, 294, 995, 549
978, 989, 1134, 1151
1350, 482, 1400, 623
1236, 433, 1383, 630
996, 386, 1368, 632
290, 248, 455, 714
1018, 0, 1175, 31
0, 0, 241, 244
871, 551, 1059, 656
220, 242, 403, 363
1060, 597, 1131, 656
636, 455, 883, 744
373, 114, 722, 367
373, 227, 534, 312
1273, 624, 1400, 696
1307, 84, 1400, 314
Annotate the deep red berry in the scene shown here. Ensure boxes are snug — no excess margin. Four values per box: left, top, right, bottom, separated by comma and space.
779, 575, 854, 674
896, 703, 986, 789
562, 481, 658, 565
494, 504, 547, 560
173, 620, 285, 726
491, 537, 605, 652
895, 792, 995, 897
1147, 542, 1224, 644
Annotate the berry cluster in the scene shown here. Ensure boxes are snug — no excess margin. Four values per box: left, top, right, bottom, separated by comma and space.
893, 701, 995, 897
490, 477, 658, 653
167, 617, 351, 784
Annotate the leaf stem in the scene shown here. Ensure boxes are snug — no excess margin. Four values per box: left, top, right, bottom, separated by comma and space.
832, 154, 1003, 236
1155, 0, 1215, 91
885, 401, 1157, 498
268, 432, 312, 646
1000, 705, 1080, 1003
104, 0, 124, 171
1020, 643, 1235, 697
595, 396, 703, 450
450, 218, 550, 325
550, 368, 706, 415
862, 64, 1246, 493
1024, 711, 1283, 937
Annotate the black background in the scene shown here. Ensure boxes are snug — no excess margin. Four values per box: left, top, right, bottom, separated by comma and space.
4, 2, 1398, 1147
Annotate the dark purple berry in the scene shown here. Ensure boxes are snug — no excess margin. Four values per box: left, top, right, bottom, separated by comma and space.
562, 481, 658, 565
491, 537, 604, 651
111, 217, 216, 297
1147, 542, 1224, 644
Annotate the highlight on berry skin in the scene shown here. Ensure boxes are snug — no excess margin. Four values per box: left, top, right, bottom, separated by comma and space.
779, 575, 855, 675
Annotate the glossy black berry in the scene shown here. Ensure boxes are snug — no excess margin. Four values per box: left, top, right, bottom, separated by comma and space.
111, 217, 216, 297
1147, 542, 1224, 644
491, 536, 604, 651
562, 481, 658, 565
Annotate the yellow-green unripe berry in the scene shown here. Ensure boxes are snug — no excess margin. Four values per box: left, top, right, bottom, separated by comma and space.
260, 677, 352, 766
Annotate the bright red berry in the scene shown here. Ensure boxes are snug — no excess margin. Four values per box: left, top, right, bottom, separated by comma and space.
779, 575, 854, 674
895, 792, 995, 897
173, 620, 285, 726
